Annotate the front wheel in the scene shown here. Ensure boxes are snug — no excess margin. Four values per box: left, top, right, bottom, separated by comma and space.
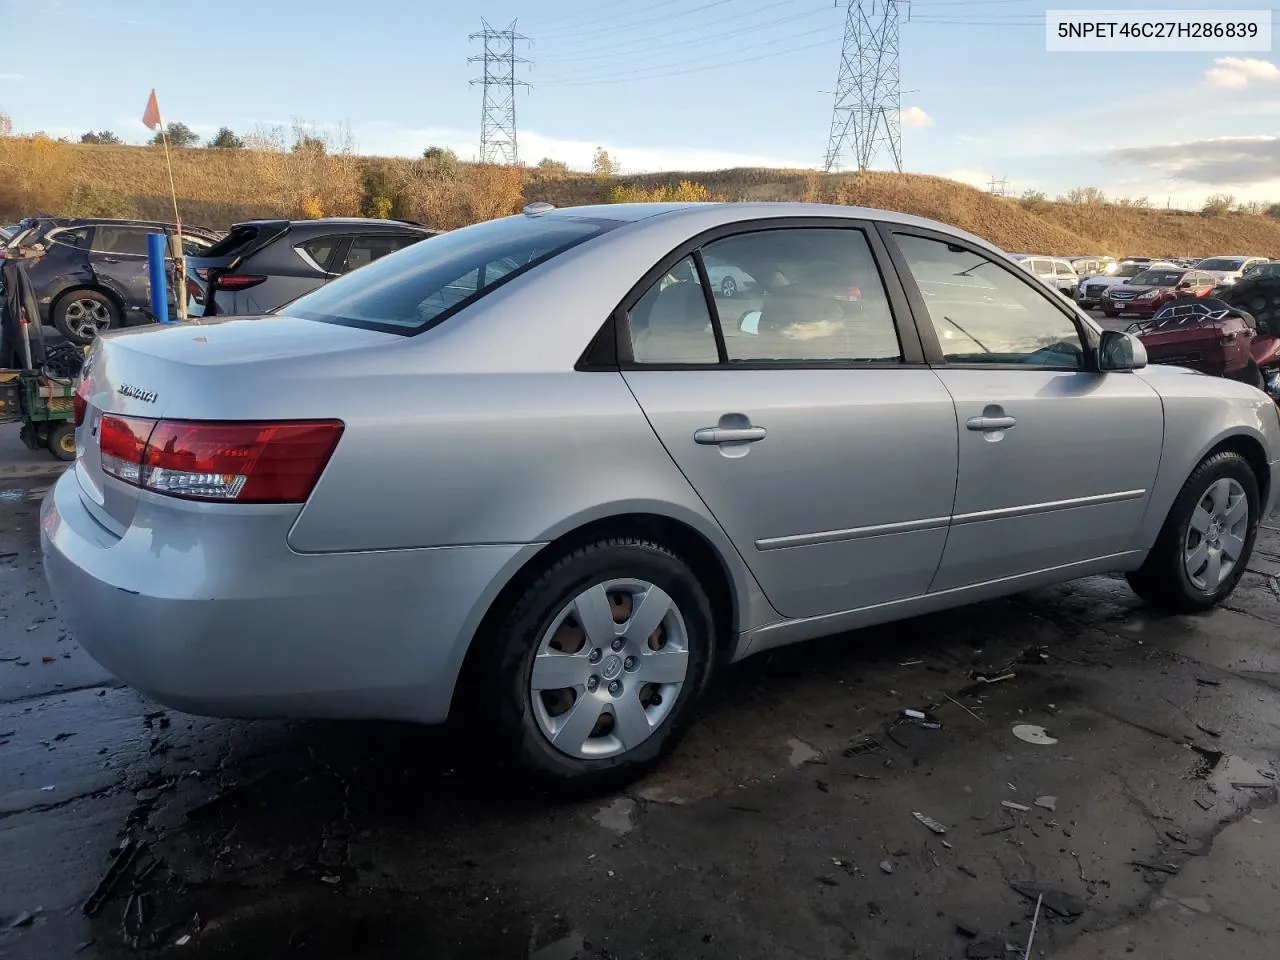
1127, 452, 1259, 612
53, 290, 119, 345
489, 538, 715, 793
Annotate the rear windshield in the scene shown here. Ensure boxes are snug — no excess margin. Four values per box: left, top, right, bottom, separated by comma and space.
284, 214, 618, 335
1131, 270, 1183, 286
1195, 258, 1245, 271
201, 225, 264, 259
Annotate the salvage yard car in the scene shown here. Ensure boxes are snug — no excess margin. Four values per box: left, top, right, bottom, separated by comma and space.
42, 202, 1280, 791
1102, 267, 1219, 317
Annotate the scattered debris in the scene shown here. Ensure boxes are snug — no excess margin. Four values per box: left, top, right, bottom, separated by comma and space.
787, 738, 824, 767
1166, 829, 1190, 844
1001, 801, 1032, 812
40, 655, 55, 663
1009, 881, 1085, 918
320, 875, 341, 885
1128, 861, 1180, 875
913, 811, 948, 835
175, 934, 191, 946
1231, 781, 1275, 790
900, 709, 943, 729
39, 785, 55, 792
1195, 678, 1221, 687
842, 736, 886, 759
815, 780, 829, 793
1195, 722, 1221, 738
1011, 724, 1058, 746
979, 823, 1016, 836
955, 921, 979, 939
1022, 893, 1044, 960
958, 864, 978, 878
9, 910, 35, 928
879, 860, 894, 874
1034, 796, 1058, 812
899, 659, 924, 666
83, 839, 145, 918
816, 876, 839, 887
73, 941, 95, 954
52, 732, 75, 742
943, 692, 988, 724
1195, 798, 1214, 810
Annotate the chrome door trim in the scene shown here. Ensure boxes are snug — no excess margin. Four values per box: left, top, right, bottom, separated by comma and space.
755, 514, 951, 551
951, 489, 1146, 526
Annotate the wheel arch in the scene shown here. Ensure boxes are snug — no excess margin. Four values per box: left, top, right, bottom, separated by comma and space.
1204, 431, 1271, 509
447, 507, 751, 723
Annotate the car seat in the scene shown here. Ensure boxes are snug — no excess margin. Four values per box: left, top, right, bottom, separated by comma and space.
631, 281, 717, 363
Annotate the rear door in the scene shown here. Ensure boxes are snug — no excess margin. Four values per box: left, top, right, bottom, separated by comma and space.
620, 221, 958, 620
883, 226, 1164, 590
87, 225, 157, 316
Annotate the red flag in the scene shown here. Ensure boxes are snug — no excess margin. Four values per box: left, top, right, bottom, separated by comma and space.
142, 89, 161, 131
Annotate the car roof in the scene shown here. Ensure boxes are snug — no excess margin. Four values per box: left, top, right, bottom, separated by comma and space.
537, 201, 1002, 253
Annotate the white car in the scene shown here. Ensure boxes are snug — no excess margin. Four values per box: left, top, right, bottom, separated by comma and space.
703, 254, 756, 298
1194, 256, 1270, 287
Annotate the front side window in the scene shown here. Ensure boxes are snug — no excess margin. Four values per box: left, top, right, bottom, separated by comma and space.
708, 228, 900, 363
284, 215, 617, 334
894, 233, 1084, 367
49, 227, 92, 250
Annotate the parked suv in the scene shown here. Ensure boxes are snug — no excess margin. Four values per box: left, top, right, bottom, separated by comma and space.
186, 218, 439, 317
1069, 255, 1117, 278
0, 217, 221, 343
1010, 255, 1079, 297
1194, 256, 1270, 287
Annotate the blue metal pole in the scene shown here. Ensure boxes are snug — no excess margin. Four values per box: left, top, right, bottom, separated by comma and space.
146, 232, 170, 324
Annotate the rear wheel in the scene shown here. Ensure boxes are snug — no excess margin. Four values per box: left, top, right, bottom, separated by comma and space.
488, 538, 715, 793
1127, 451, 1259, 612
48, 422, 76, 462
53, 290, 119, 345
1222, 277, 1280, 336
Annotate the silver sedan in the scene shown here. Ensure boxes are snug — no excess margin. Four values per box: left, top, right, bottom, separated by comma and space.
42, 202, 1280, 791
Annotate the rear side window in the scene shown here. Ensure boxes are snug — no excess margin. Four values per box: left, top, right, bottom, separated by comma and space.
297, 236, 340, 272
285, 215, 617, 335
90, 226, 152, 256
49, 227, 92, 250
337, 234, 423, 274
202, 225, 262, 259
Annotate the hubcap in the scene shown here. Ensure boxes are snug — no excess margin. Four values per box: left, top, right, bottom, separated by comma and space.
722, 279, 735, 296
530, 579, 690, 760
1183, 477, 1249, 591
64, 299, 112, 340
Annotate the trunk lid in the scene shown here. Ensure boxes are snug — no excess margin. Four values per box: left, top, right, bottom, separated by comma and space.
74, 315, 396, 535
186, 221, 290, 316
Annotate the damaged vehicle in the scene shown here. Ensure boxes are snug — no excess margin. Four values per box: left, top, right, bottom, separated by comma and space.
42, 202, 1280, 791
4, 217, 221, 345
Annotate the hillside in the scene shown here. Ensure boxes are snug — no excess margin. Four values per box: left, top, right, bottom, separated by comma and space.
2, 138, 1278, 258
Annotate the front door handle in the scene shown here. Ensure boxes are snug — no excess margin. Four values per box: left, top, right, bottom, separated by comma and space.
966, 415, 1016, 431
694, 425, 767, 445
98, 257, 120, 263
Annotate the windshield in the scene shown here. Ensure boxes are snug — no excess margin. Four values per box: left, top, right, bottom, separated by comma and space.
1130, 270, 1183, 286
1115, 263, 1146, 278
1195, 257, 1246, 271
284, 214, 618, 334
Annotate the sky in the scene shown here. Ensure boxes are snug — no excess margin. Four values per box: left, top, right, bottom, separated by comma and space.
1, 0, 1278, 207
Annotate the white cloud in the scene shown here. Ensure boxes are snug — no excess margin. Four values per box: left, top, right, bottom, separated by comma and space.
1205, 57, 1280, 88
900, 106, 933, 128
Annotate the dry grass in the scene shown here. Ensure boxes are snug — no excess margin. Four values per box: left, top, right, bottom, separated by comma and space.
2, 138, 1278, 257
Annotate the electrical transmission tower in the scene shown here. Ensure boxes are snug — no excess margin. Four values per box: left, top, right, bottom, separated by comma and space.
823, 0, 908, 174
469, 19, 530, 165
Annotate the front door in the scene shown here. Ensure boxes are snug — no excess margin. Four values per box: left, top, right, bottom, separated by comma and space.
886, 228, 1164, 591
619, 224, 958, 620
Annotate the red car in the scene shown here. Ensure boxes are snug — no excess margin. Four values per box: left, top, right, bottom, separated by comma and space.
1102, 268, 1218, 317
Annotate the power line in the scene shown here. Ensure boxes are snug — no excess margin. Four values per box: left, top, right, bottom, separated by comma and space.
531, 6, 830, 66
529, 0, 693, 39
524, 0, 644, 32
538, 24, 835, 83
539, 36, 836, 87
824, 0, 907, 174
534, 0, 741, 43
469, 19, 531, 165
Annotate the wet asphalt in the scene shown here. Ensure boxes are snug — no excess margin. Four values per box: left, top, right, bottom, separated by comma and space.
2, 444, 1280, 959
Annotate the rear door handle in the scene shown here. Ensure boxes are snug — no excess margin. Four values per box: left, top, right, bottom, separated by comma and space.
694, 426, 767, 445
966, 416, 1016, 431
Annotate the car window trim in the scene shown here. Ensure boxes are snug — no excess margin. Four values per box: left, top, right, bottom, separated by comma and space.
877, 223, 1101, 373
295, 236, 343, 276
595, 216, 926, 372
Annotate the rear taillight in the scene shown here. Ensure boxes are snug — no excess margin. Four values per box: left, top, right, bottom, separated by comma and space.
212, 273, 268, 291
73, 378, 90, 427
98, 415, 343, 503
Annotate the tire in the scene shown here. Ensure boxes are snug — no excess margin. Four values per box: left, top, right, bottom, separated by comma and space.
48, 422, 76, 462
1126, 451, 1260, 613
720, 276, 738, 298
53, 289, 119, 345
487, 537, 716, 794
1222, 277, 1280, 337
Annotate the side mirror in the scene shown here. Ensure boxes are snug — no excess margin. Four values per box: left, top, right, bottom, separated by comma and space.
739, 310, 761, 335
1099, 330, 1147, 371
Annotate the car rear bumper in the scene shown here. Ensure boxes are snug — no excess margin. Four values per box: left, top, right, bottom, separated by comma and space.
40, 469, 540, 724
